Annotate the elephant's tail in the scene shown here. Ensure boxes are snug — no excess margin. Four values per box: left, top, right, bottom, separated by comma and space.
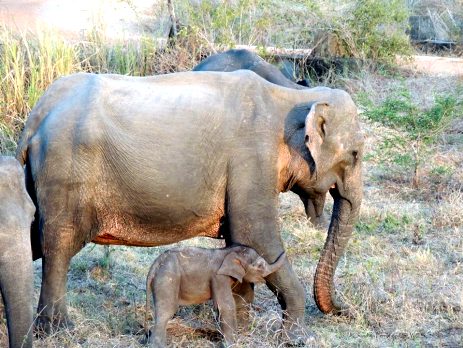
15, 101, 45, 166
16, 127, 30, 166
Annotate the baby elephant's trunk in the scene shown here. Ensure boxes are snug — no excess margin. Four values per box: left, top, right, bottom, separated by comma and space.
263, 252, 286, 277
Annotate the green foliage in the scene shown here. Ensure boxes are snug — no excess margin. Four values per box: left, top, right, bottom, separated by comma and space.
172, 0, 411, 63
307, 0, 412, 64
176, 0, 273, 47
356, 213, 411, 235
347, 0, 411, 62
360, 85, 462, 187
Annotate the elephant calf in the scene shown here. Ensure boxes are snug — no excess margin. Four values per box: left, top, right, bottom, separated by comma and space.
0, 156, 35, 348
144, 245, 286, 347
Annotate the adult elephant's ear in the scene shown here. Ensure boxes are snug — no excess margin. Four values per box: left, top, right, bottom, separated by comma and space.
305, 102, 330, 169
217, 252, 246, 283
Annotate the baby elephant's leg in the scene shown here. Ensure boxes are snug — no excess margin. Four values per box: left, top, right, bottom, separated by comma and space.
232, 281, 254, 328
149, 275, 180, 348
212, 276, 238, 346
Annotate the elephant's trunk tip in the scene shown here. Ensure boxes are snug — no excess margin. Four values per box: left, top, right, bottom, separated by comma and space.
314, 285, 337, 314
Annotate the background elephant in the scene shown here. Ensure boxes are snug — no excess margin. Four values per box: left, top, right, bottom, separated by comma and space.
0, 156, 35, 348
145, 246, 286, 347
16, 70, 363, 341
193, 48, 310, 89
193, 49, 328, 227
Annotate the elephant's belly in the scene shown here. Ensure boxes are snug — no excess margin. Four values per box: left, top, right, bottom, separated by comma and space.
92, 211, 224, 246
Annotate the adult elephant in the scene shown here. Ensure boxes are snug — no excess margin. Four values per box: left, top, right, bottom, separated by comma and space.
194, 49, 328, 227
16, 70, 363, 341
193, 48, 309, 89
0, 156, 35, 348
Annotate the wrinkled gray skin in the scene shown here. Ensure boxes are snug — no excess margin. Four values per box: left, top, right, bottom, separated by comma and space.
0, 156, 35, 348
16, 70, 363, 342
193, 49, 309, 89
145, 246, 286, 347
193, 49, 328, 228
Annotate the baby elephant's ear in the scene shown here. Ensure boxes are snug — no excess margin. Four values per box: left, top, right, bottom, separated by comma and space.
217, 252, 246, 283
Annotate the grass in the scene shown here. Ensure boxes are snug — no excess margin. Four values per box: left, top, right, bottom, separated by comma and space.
0, 23, 462, 348
0, 27, 209, 154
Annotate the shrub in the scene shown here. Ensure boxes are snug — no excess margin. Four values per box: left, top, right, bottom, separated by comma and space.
359, 85, 462, 188
310, 0, 412, 63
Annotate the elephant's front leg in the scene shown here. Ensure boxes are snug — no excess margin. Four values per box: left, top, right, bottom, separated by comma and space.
303, 193, 327, 228
226, 156, 308, 345
238, 237, 307, 343
230, 281, 254, 329
265, 262, 308, 344
225, 230, 255, 329
212, 276, 238, 346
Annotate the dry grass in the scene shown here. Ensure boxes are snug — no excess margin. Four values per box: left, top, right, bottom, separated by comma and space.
1, 31, 463, 348
0, 26, 209, 155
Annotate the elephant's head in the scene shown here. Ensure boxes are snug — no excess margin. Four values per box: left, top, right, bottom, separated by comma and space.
286, 89, 364, 314
218, 247, 286, 283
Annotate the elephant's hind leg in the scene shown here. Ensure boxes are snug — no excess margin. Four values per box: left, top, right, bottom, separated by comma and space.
149, 271, 180, 348
36, 222, 82, 334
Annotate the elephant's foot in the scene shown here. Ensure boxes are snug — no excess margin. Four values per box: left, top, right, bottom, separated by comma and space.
235, 305, 251, 330
279, 317, 317, 347
34, 312, 74, 336
311, 214, 328, 230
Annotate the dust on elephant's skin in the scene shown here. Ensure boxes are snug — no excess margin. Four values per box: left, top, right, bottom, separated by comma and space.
16, 70, 363, 341
193, 49, 332, 227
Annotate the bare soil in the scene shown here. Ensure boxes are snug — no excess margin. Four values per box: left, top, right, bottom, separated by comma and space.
0, 0, 159, 39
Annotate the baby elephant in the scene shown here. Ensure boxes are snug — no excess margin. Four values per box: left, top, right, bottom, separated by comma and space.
144, 245, 286, 347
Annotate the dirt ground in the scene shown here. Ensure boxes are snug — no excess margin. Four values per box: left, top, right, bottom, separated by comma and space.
0, 0, 161, 39
399, 55, 463, 76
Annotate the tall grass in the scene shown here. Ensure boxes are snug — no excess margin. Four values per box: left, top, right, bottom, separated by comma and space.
0, 28, 77, 154
0, 27, 209, 155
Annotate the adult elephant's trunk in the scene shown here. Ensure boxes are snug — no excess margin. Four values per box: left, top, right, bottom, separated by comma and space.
313, 179, 362, 314
0, 252, 34, 348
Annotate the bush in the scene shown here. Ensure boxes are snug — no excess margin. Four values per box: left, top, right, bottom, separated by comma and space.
359, 85, 462, 188
171, 0, 412, 63
309, 0, 412, 63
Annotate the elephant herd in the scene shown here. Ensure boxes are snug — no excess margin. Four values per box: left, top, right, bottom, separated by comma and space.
0, 49, 364, 347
